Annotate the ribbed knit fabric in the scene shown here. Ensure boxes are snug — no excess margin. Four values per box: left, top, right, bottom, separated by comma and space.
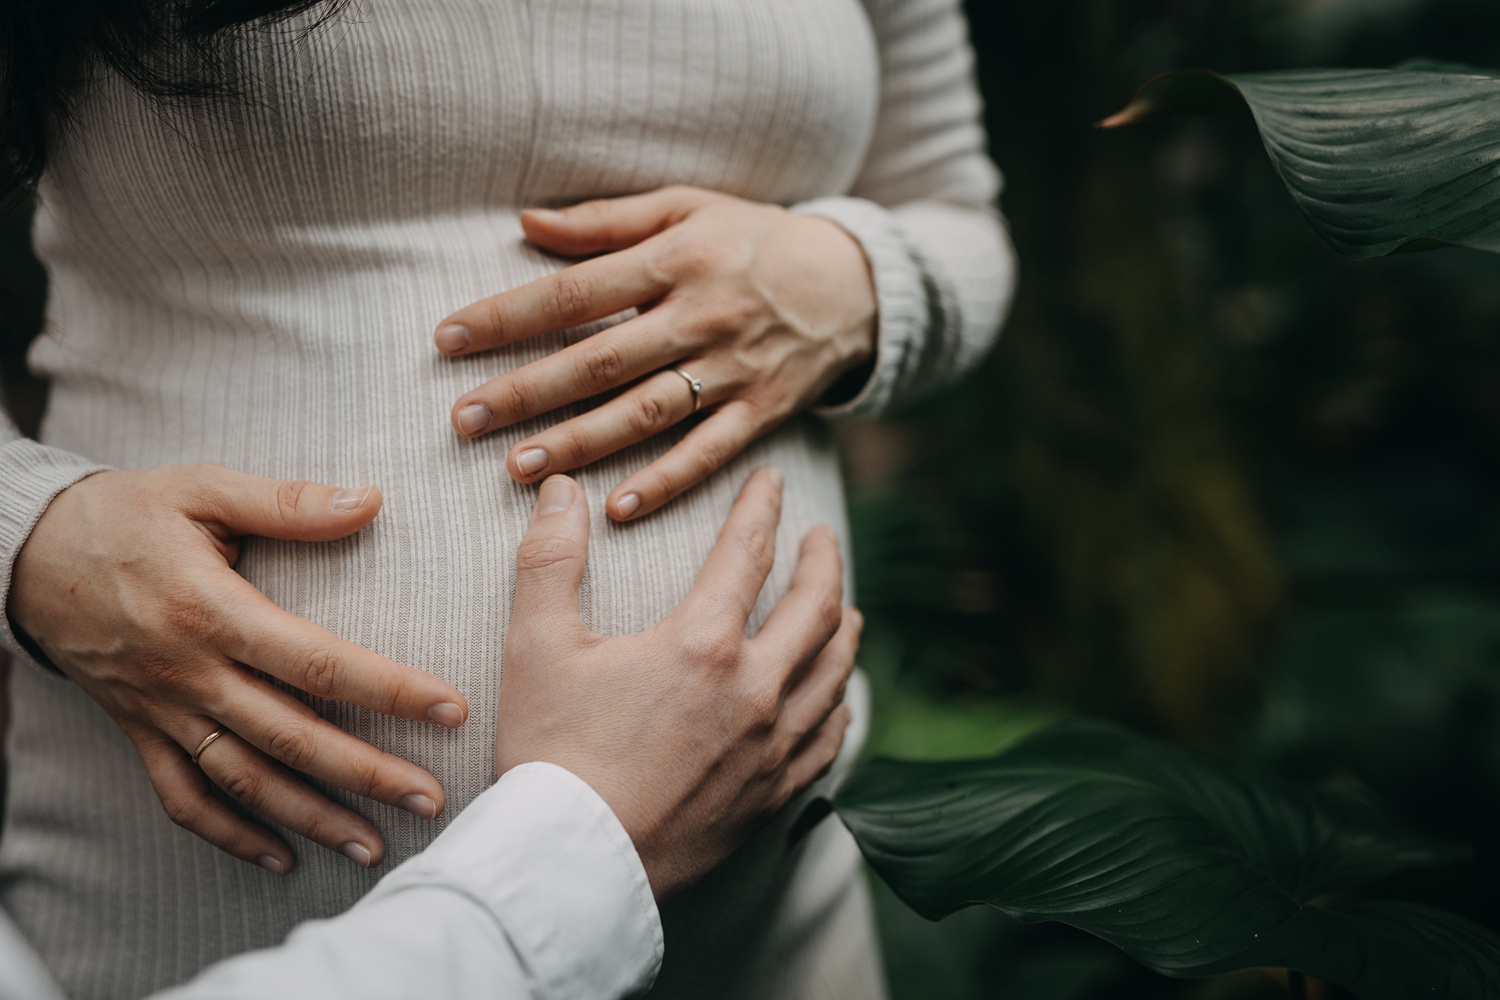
0, 1, 1014, 998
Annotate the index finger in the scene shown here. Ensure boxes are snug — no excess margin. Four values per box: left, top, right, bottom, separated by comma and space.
223, 588, 469, 728
673, 466, 784, 627
434, 247, 671, 357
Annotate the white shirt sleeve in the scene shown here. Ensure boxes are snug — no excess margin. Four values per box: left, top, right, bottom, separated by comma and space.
1, 762, 664, 1000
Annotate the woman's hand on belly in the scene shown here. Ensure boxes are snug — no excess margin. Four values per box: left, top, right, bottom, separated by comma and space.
497, 467, 858, 898
7, 464, 471, 875
435, 184, 877, 521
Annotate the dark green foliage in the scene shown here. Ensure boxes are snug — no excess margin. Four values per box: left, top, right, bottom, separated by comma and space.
832, 724, 1499, 998
1101, 67, 1500, 258
854, 5, 1500, 995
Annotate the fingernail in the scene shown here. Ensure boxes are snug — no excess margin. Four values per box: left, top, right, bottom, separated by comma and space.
765, 467, 784, 489
331, 486, 373, 511
849, 609, 865, 629
257, 854, 288, 875
456, 403, 492, 436
516, 447, 550, 477
616, 492, 641, 518
435, 324, 471, 354
537, 476, 574, 515
401, 793, 438, 820
342, 842, 374, 868
527, 208, 568, 224
428, 702, 465, 727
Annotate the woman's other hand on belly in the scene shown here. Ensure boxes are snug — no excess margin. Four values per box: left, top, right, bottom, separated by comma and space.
6, 465, 471, 875
435, 185, 877, 521
496, 467, 859, 899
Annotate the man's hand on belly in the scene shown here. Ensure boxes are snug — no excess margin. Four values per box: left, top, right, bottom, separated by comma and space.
8, 464, 471, 875
497, 467, 858, 898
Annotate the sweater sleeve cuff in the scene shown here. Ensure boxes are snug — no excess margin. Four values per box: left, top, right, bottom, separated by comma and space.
0, 439, 110, 659
366, 761, 663, 1000
791, 195, 930, 422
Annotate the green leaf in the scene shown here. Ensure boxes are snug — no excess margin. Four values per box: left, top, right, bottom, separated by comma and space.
1100, 67, 1500, 259
829, 721, 1498, 998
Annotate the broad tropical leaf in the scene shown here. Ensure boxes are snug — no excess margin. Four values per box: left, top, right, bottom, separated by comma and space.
1099, 67, 1500, 259
828, 722, 1499, 999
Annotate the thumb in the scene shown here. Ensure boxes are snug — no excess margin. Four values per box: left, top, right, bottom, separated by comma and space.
520, 186, 715, 256
512, 475, 590, 631
186, 466, 383, 542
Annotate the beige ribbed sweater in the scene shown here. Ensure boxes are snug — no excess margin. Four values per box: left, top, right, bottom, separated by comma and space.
0, 0, 1014, 997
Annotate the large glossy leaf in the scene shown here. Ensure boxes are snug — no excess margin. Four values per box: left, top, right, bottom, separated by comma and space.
1099, 67, 1500, 259
828, 722, 1500, 999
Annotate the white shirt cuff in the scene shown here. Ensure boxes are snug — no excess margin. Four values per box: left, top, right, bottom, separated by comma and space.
367, 761, 664, 999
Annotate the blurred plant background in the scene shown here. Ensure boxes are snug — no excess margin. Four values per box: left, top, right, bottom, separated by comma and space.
845, 0, 1500, 996
5, 0, 1500, 996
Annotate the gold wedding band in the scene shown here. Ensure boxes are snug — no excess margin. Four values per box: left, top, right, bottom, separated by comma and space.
190, 727, 227, 765
673, 367, 703, 413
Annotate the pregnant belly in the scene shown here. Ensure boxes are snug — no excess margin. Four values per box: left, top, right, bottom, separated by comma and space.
5, 407, 859, 999
235, 417, 851, 845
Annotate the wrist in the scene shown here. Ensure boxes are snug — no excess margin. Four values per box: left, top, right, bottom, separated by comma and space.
789, 215, 877, 405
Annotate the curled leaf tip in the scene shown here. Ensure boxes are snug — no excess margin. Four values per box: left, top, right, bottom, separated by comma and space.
1095, 109, 1144, 129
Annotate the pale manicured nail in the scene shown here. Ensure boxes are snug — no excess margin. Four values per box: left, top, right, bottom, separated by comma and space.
536, 476, 574, 515
435, 324, 471, 354
342, 842, 374, 868
765, 467, 784, 489
527, 208, 568, 224
457, 403, 492, 436
616, 492, 641, 518
428, 702, 464, 727
330, 486, 373, 511
257, 855, 287, 875
516, 447, 550, 476
401, 793, 438, 820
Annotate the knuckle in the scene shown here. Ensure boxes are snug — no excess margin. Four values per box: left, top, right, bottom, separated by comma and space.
347, 754, 386, 798
266, 723, 317, 771
376, 674, 409, 717
298, 645, 342, 696
662, 231, 718, 276
219, 764, 266, 806
736, 523, 775, 570
772, 780, 797, 813
815, 594, 844, 638
480, 300, 513, 344
174, 464, 224, 508
516, 533, 580, 575
580, 342, 627, 390
159, 793, 203, 829
275, 480, 311, 520
158, 588, 221, 641
630, 390, 674, 436
706, 300, 756, 337
137, 647, 182, 686
572, 200, 605, 227
695, 435, 735, 477
549, 425, 590, 463
490, 377, 534, 423
691, 628, 743, 672
743, 681, 781, 732
550, 272, 593, 324
297, 812, 342, 848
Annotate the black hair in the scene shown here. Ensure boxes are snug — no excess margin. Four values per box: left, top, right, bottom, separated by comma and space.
0, 0, 337, 205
